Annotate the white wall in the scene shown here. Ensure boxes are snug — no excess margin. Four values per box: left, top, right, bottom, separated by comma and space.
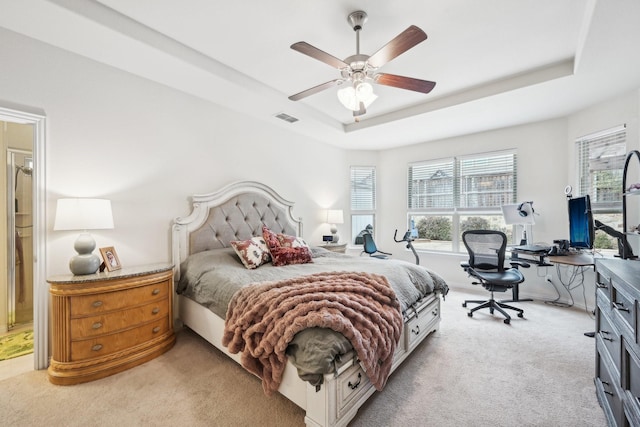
0, 28, 363, 276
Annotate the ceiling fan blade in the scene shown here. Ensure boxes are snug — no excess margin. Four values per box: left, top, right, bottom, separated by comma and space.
367, 25, 428, 68
291, 42, 349, 69
289, 79, 342, 101
375, 73, 436, 94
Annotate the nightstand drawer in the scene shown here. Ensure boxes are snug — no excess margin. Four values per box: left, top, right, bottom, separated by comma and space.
71, 317, 170, 361
71, 298, 169, 339
70, 281, 170, 317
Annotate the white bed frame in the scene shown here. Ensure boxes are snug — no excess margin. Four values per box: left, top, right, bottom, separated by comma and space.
172, 181, 441, 427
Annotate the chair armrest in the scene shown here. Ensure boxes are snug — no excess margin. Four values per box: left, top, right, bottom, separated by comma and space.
510, 260, 530, 269
460, 261, 470, 271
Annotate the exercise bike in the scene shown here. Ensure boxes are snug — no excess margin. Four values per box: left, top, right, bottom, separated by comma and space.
394, 229, 420, 265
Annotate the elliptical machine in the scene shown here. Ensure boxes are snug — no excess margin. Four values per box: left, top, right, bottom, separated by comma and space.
394, 229, 420, 265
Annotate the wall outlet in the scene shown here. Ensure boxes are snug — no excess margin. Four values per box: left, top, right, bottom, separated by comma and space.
545, 274, 553, 283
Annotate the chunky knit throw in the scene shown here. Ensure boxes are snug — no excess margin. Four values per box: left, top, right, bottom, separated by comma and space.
222, 271, 403, 395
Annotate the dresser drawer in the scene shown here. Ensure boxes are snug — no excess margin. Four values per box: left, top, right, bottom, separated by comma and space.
597, 349, 624, 427
336, 362, 374, 419
598, 306, 622, 374
611, 281, 637, 339
71, 298, 169, 339
71, 317, 170, 361
70, 281, 170, 317
405, 298, 439, 350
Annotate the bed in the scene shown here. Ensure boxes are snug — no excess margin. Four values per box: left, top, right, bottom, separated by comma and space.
171, 181, 448, 427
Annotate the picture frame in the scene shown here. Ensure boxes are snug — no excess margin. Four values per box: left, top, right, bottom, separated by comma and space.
100, 246, 122, 271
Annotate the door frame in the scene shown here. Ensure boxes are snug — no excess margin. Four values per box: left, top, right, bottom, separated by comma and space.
0, 105, 47, 370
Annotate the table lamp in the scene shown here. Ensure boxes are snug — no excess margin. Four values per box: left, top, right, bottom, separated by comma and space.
54, 198, 114, 275
326, 209, 344, 243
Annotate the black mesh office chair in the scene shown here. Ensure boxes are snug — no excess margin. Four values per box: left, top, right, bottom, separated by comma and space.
361, 233, 392, 259
460, 230, 529, 324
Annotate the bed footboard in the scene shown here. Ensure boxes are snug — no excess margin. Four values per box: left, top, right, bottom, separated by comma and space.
178, 293, 440, 427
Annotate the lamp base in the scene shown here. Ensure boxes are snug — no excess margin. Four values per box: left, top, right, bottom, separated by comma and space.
69, 232, 100, 275
69, 253, 101, 275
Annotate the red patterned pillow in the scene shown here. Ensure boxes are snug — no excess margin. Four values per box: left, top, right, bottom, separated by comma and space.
262, 225, 309, 249
270, 246, 313, 267
230, 236, 271, 269
262, 225, 281, 252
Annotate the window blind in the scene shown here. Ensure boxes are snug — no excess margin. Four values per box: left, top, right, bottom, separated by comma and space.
576, 125, 626, 211
351, 166, 376, 211
408, 150, 516, 210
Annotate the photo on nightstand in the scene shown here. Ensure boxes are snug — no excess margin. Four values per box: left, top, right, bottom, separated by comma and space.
99, 246, 121, 271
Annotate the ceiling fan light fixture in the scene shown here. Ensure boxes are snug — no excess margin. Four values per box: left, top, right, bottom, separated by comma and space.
337, 82, 377, 111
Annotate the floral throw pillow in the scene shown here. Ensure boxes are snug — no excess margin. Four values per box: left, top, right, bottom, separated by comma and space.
230, 236, 271, 269
270, 246, 313, 267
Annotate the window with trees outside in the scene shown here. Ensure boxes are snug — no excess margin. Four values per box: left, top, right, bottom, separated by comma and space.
576, 125, 626, 252
408, 150, 517, 253
351, 166, 376, 245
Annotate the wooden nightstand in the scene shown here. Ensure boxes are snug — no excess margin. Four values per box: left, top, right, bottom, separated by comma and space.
319, 243, 347, 253
47, 263, 176, 385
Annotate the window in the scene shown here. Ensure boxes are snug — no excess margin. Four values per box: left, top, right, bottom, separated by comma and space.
576, 125, 626, 250
408, 150, 517, 252
351, 166, 376, 244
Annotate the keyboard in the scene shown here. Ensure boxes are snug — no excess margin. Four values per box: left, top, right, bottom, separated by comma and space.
512, 244, 551, 253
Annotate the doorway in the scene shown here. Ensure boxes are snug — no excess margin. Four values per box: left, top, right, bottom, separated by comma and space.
0, 106, 46, 371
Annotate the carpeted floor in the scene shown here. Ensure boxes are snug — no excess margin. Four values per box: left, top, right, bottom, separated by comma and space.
0, 329, 33, 361
0, 288, 606, 426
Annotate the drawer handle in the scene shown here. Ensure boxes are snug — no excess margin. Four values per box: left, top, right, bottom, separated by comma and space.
152, 288, 160, 295
153, 326, 161, 333
600, 330, 613, 341
411, 325, 420, 335
602, 381, 614, 396
92, 322, 103, 330
613, 301, 630, 312
596, 282, 607, 289
92, 344, 103, 352
152, 307, 160, 315
432, 309, 438, 316
92, 300, 103, 308
348, 373, 362, 390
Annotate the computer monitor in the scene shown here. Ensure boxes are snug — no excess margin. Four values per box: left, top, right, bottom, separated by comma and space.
568, 195, 594, 250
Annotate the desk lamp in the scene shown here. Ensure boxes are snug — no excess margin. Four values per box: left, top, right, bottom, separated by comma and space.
54, 198, 114, 275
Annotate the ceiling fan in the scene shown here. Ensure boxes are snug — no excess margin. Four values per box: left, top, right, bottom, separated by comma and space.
288, 10, 436, 117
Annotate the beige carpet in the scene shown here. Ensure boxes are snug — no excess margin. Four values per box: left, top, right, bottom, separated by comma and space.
0, 288, 605, 427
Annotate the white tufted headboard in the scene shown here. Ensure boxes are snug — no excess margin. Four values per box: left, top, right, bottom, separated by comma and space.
171, 181, 302, 279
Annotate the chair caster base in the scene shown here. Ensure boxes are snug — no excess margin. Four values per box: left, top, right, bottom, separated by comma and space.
504, 318, 510, 324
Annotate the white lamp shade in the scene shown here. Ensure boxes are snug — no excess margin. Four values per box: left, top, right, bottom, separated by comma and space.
326, 209, 344, 225
54, 198, 114, 231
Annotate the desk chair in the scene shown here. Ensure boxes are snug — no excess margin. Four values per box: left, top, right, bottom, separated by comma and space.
361, 233, 392, 259
461, 230, 530, 324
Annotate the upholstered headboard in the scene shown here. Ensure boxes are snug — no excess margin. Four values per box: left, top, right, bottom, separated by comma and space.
172, 181, 302, 278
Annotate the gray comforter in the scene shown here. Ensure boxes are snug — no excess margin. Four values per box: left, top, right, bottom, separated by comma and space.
177, 247, 448, 384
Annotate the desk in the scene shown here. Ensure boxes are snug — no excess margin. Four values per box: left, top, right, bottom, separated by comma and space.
547, 253, 595, 267
545, 253, 595, 310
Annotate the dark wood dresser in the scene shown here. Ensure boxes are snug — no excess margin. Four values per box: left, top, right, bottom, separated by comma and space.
595, 258, 640, 426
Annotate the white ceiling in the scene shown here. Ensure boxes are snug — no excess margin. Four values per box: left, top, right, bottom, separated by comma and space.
2, 0, 640, 150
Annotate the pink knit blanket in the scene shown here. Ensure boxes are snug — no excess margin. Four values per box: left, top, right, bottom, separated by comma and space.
222, 271, 403, 395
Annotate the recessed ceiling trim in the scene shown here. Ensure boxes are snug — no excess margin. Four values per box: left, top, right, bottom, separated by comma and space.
345, 58, 575, 133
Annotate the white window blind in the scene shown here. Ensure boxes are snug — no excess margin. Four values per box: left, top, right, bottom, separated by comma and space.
408, 150, 517, 210
576, 125, 626, 211
408, 159, 454, 209
351, 166, 376, 211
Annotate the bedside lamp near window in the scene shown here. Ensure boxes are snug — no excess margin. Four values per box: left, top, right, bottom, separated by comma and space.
326, 209, 344, 243
54, 198, 114, 275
